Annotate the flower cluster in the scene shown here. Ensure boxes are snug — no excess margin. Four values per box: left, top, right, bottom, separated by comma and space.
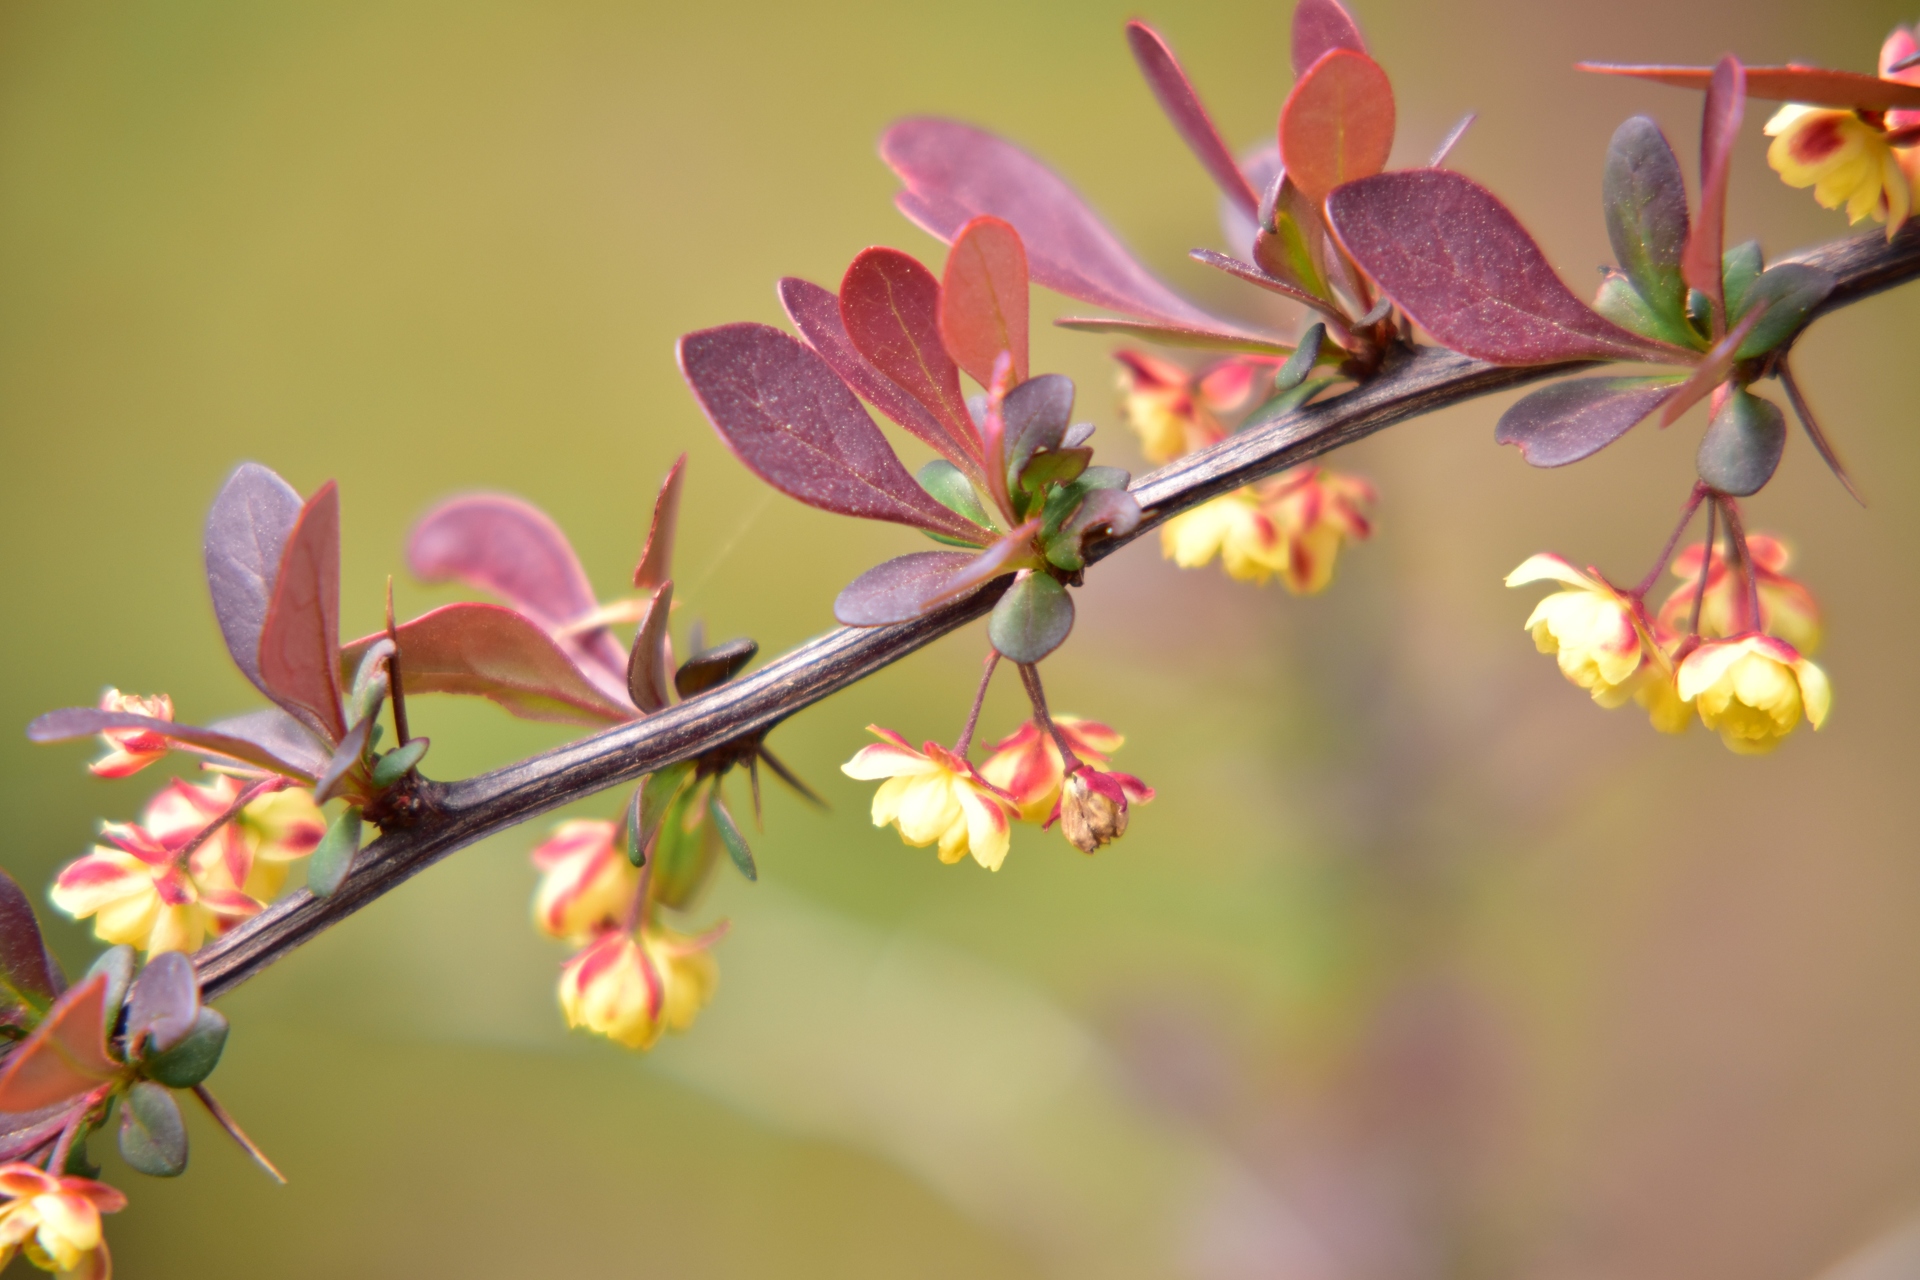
1763, 25, 1920, 237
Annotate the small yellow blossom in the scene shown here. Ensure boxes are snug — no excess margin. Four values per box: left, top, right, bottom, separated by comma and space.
841, 726, 1019, 870
1676, 635, 1831, 754
530, 819, 638, 943
0, 1163, 125, 1279
88, 689, 174, 779
1115, 351, 1271, 464
1162, 490, 1284, 581
1657, 535, 1822, 655
1162, 467, 1374, 591
1766, 104, 1910, 236
229, 787, 325, 901
978, 717, 1123, 823
1508, 554, 1671, 714
557, 926, 719, 1051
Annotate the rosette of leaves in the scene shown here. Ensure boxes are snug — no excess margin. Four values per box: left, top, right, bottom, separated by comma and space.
678, 217, 1143, 665
877, 0, 1441, 383
1321, 57, 1849, 502
0, 873, 243, 1180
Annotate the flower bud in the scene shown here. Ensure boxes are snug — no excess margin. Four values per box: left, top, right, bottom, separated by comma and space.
530, 820, 637, 943
557, 926, 719, 1052
89, 689, 174, 778
1054, 768, 1154, 854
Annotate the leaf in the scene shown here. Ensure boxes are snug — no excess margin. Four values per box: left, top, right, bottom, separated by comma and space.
1495, 377, 1683, 467
939, 216, 1032, 387
626, 582, 674, 715
1275, 323, 1327, 395
916, 460, 994, 532
635, 761, 695, 865
1657, 302, 1770, 427
0, 975, 118, 1113
407, 493, 629, 688
26, 707, 323, 781
307, 807, 363, 899
1292, 0, 1367, 76
1603, 116, 1691, 324
1051, 316, 1293, 354
256, 482, 347, 744
708, 794, 757, 882
118, 1080, 188, 1177
1593, 272, 1700, 351
839, 248, 978, 448
203, 463, 305, 700
1002, 374, 1076, 491
1722, 241, 1764, 319
1684, 56, 1746, 332
313, 715, 372, 805
988, 572, 1075, 663
1126, 21, 1260, 217
779, 277, 978, 473
0, 1099, 83, 1164
677, 322, 992, 543
674, 638, 758, 700
834, 551, 992, 626
880, 117, 1280, 344
85, 948, 134, 1035
0, 870, 61, 1022
1045, 488, 1144, 571
1253, 178, 1335, 300
1577, 62, 1920, 111
1280, 50, 1396, 205
1732, 263, 1835, 359
1190, 249, 1351, 327
1696, 386, 1786, 496
370, 737, 429, 788
342, 602, 636, 726
124, 952, 199, 1060
633, 454, 686, 592
142, 1008, 229, 1090
1325, 169, 1684, 364
1017, 449, 1091, 498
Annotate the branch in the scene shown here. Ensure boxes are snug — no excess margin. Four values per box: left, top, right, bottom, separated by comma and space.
194, 222, 1920, 1001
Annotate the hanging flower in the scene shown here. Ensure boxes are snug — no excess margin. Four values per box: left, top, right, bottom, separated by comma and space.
1765, 104, 1910, 235
978, 716, 1124, 823
1676, 635, 1831, 754
1051, 767, 1155, 854
557, 925, 720, 1051
1656, 535, 1822, 654
230, 787, 326, 901
840, 727, 1020, 871
87, 689, 174, 779
1115, 351, 1271, 464
1260, 466, 1376, 595
0, 1163, 125, 1279
1161, 490, 1288, 583
530, 819, 639, 943
1507, 554, 1662, 709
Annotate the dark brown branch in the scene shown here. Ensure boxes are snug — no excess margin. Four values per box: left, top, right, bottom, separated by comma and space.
194, 222, 1920, 1001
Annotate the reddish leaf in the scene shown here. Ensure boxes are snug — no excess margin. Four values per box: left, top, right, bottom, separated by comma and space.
0, 871, 60, 1021
626, 582, 673, 715
1578, 62, 1920, 111
834, 552, 980, 626
1280, 50, 1396, 205
313, 715, 372, 805
1292, 0, 1367, 76
407, 494, 630, 688
1189, 248, 1356, 328
880, 118, 1278, 345
779, 276, 980, 473
203, 709, 331, 780
1495, 377, 1682, 466
1685, 56, 1746, 333
839, 249, 977, 448
0, 1100, 81, 1164
920, 521, 1042, 611
1126, 21, 1260, 217
203, 462, 304, 699
632, 455, 685, 592
939, 216, 1031, 388
342, 603, 635, 725
1657, 302, 1769, 427
27, 707, 322, 781
1053, 316, 1293, 354
257, 483, 346, 743
124, 952, 199, 1058
676, 322, 993, 544
0, 975, 118, 1113
1326, 169, 1683, 364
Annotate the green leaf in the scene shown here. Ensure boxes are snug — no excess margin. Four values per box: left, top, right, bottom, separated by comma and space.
915, 461, 993, 537
118, 1080, 188, 1177
1593, 272, 1703, 351
141, 1008, 229, 1089
85, 946, 135, 1036
346, 639, 393, 728
1256, 209, 1330, 300
988, 572, 1075, 662
1077, 466, 1130, 491
370, 737, 429, 788
1721, 240, 1765, 320
1697, 385, 1786, 496
651, 780, 720, 909
635, 762, 695, 866
307, 808, 363, 898
1016, 447, 1091, 497
1732, 263, 1836, 359
707, 793, 757, 882
1272, 323, 1326, 396
1602, 116, 1691, 325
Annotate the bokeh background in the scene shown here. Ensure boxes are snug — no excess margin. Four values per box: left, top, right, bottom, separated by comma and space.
4, 1, 1919, 1277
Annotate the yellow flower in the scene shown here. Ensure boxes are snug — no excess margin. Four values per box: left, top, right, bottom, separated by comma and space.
1656, 535, 1822, 655
1676, 635, 1831, 755
0, 1162, 125, 1278
1765, 104, 1910, 236
1161, 467, 1374, 591
557, 926, 720, 1051
229, 786, 326, 901
1115, 351, 1271, 464
977, 716, 1122, 823
841, 726, 1019, 870
1508, 554, 1669, 712
87, 689, 173, 779
530, 819, 638, 943
1162, 490, 1286, 582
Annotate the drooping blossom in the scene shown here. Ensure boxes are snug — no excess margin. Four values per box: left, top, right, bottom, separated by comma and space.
0, 1163, 125, 1279
1765, 104, 1910, 235
557, 925, 719, 1051
978, 716, 1123, 823
1115, 351, 1271, 464
1656, 535, 1822, 654
87, 690, 174, 779
1052, 767, 1155, 854
1676, 635, 1831, 754
1508, 554, 1690, 732
1166, 468, 1375, 591
530, 819, 638, 943
841, 727, 1020, 870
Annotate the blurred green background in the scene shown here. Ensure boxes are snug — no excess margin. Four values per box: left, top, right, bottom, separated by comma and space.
4, 1, 1919, 1276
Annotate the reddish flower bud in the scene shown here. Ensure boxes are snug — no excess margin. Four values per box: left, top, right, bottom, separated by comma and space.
1051, 767, 1154, 854
88, 689, 174, 778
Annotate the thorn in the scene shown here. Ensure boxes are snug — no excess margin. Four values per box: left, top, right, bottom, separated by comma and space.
748, 753, 763, 830
757, 747, 827, 809
1429, 111, 1476, 167
1777, 358, 1865, 506
192, 1085, 287, 1185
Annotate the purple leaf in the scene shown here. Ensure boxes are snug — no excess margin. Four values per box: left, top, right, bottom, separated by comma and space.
633, 455, 685, 592
1577, 62, 1920, 111
313, 715, 371, 805
407, 494, 629, 688
124, 951, 199, 1058
1053, 316, 1293, 354
1685, 56, 1746, 333
1190, 247, 1356, 329
779, 276, 980, 474
257, 482, 347, 744
0, 1100, 83, 1165
1657, 302, 1769, 427
880, 117, 1278, 344
677, 322, 993, 543
1326, 169, 1684, 364
1126, 20, 1260, 217
1495, 377, 1682, 466
919, 520, 1042, 611
1280, 50, 1396, 205
26, 708, 322, 781
0, 871, 60, 1021
0, 975, 117, 1113
341, 603, 636, 726
835, 552, 981, 626
203, 462, 303, 699
839, 248, 977, 447
626, 582, 673, 715
939, 216, 1032, 388
202, 708, 332, 780
1292, 0, 1367, 76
